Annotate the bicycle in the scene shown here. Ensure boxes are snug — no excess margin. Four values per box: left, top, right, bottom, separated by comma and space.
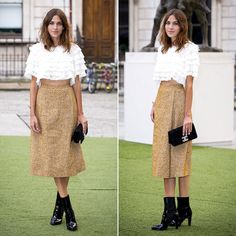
101, 63, 116, 93
81, 62, 97, 93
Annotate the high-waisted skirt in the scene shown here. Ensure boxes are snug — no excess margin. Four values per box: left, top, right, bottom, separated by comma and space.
152, 83, 192, 178
30, 83, 86, 177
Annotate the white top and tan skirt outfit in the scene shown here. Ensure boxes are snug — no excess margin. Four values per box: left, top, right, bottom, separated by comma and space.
152, 41, 199, 178
25, 42, 87, 177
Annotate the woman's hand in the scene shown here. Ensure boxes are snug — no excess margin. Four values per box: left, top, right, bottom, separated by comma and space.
78, 114, 88, 134
30, 114, 41, 133
183, 115, 192, 136
150, 104, 155, 123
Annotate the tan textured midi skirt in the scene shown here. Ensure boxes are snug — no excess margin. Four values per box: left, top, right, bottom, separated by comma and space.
152, 83, 192, 178
30, 83, 85, 177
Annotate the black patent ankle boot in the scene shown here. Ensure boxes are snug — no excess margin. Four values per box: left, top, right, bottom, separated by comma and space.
50, 192, 64, 225
61, 195, 78, 231
177, 197, 192, 226
151, 197, 178, 231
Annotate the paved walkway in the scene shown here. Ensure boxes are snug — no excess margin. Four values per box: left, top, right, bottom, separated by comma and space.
1, 88, 235, 149
0, 91, 117, 137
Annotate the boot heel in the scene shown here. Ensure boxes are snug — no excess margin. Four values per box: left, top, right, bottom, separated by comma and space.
151, 197, 178, 231
177, 197, 192, 227
188, 215, 192, 226
50, 192, 64, 225
61, 195, 78, 231
175, 215, 178, 229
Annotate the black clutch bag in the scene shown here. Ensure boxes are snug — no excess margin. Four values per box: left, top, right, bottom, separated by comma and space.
168, 123, 197, 146
71, 123, 85, 144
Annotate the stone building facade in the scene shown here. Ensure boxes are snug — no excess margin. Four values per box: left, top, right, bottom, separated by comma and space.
125, 0, 236, 100
129, 0, 236, 54
0, 0, 117, 79
22, 0, 82, 42
0, 0, 83, 42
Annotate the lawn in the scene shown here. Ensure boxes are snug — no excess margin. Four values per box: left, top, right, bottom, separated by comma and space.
119, 140, 236, 236
0, 136, 117, 236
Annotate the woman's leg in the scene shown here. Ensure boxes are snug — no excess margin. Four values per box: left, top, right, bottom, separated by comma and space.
164, 177, 176, 196
54, 177, 69, 197
152, 177, 178, 230
178, 176, 190, 197
50, 177, 69, 226
53, 177, 77, 231
177, 175, 192, 226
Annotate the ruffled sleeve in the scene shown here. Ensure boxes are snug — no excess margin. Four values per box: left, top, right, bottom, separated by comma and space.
184, 42, 200, 79
71, 44, 87, 85
24, 43, 40, 79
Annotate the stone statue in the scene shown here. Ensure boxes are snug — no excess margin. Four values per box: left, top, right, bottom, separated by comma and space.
142, 0, 180, 51
178, 0, 210, 47
142, 0, 222, 52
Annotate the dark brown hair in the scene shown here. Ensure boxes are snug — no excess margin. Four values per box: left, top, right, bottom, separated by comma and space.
40, 8, 72, 52
159, 9, 188, 53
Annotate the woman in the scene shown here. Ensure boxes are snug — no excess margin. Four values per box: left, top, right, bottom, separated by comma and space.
150, 9, 199, 230
24, 8, 88, 231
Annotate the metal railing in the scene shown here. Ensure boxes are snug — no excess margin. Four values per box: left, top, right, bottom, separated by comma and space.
0, 29, 83, 79
0, 38, 35, 78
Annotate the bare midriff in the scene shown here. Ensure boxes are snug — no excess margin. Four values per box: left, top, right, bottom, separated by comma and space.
160, 79, 180, 85
40, 79, 70, 86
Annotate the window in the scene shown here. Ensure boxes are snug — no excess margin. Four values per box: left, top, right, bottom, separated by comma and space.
119, 0, 129, 61
0, 0, 23, 36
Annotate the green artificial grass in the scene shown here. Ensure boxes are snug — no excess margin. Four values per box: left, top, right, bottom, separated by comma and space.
119, 140, 236, 236
0, 136, 117, 236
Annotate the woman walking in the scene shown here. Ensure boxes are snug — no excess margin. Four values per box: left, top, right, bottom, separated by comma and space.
25, 8, 87, 231
150, 9, 199, 230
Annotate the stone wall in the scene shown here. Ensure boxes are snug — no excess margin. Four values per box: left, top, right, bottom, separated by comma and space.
22, 0, 82, 41
221, 0, 236, 52
137, 0, 157, 49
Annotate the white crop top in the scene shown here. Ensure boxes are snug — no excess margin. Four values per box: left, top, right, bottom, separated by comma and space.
153, 41, 199, 86
24, 42, 87, 86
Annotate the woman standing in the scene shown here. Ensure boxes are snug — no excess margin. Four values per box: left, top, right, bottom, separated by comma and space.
150, 9, 199, 230
25, 8, 88, 231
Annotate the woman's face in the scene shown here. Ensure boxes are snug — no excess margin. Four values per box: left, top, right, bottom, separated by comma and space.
165, 15, 180, 41
47, 15, 64, 42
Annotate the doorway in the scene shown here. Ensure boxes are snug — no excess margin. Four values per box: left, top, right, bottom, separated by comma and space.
82, 0, 115, 62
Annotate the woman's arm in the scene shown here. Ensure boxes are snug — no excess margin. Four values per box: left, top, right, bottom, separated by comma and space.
73, 76, 88, 133
30, 76, 40, 133
150, 102, 155, 123
150, 81, 160, 122
183, 76, 193, 135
